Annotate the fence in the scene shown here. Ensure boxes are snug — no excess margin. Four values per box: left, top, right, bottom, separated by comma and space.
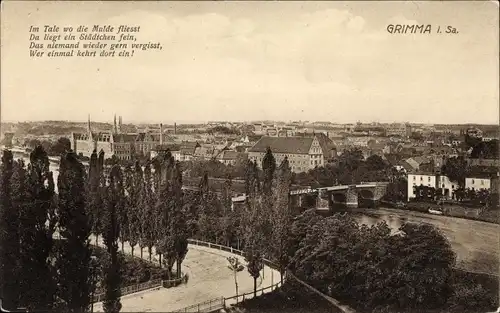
92, 278, 163, 303
223, 277, 283, 306
172, 239, 284, 313
163, 273, 188, 288
178, 239, 355, 313
171, 297, 225, 313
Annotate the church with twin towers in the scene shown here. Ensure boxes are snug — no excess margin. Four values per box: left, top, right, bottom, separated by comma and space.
70, 114, 166, 160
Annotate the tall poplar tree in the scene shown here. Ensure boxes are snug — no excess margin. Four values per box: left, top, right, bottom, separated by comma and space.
140, 163, 155, 261
56, 151, 92, 312
102, 165, 123, 313
119, 165, 132, 252
127, 161, 142, 257
170, 163, 188, 278
19, 146, 57, 310
88, 150, 103, 245
243, 196, 264, 297
155, 154, 175, 271
0, 150, 21, 310
271, 157, 292, 284
261, 147, 276, 255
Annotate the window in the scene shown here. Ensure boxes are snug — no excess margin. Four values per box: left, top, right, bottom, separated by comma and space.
472, 179, 475, 184
420, 177, 423, 181
481, 180, 484, 185
413, 176, 416, 181
428, 177, 431, 182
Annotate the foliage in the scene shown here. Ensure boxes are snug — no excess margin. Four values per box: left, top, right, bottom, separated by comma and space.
291, 149, 391, 188
290, 210, 457, 312
270, 157, 293, 284
24, 137, 71, 156
139, 163, 156, 261
470, 139, 498, 159
17, 147, 58, 310
183, 159, 246, 180
207, 126, 240, 135
56, 151, 93, 312
385, 177, 407, 202
0, 150, 21, 309
441, 157, 468, 185
102, 165, 123, 312
243, 195, 265, 297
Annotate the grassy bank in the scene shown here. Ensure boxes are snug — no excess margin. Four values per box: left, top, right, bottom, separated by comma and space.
397, 201, 499, 224
311, 269, 498, 313
228, 280, 342, 313
91, 246, 169, 294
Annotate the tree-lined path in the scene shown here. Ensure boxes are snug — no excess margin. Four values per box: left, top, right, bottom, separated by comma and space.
91, 235, 281, 312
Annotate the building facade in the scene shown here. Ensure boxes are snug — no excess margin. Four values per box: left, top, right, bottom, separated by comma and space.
407, 173, 437, 201
248, 135, 335, 173
465, 177, 491, 190
71, 115, 164, 161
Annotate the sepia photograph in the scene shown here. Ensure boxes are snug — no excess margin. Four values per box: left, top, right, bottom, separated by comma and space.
0, 1, 499, 313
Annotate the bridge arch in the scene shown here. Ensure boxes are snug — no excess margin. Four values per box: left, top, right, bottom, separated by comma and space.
357, 189, 375, 208
331, 192, 347, 212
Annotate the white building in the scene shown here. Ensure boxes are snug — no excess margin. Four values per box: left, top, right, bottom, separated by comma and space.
407, 173, 437, 201
437, 175, 459, 199
465, 177, 491, 190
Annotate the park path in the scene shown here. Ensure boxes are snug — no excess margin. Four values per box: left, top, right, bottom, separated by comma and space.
91, 236, 281, 312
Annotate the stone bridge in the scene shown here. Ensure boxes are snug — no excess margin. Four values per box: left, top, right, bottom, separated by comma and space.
231, 182, 389, 211
289, 182, 389, 211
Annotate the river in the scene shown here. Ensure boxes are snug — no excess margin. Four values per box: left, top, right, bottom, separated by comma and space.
352, 208, 499, 275
13, 154, 500, 276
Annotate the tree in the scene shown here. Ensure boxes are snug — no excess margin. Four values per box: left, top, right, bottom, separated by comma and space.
127, 162, 143, 257
220, 176, 234, 246
261, 147, 276, 257
87, 150, 103, 246
52, 137, 71, 156
227, 256, 243, 298
365, 155, 386, 171
441, 157, 468, 186
102, 165, 123, 313
270, 157, 293, 285
290, 213, 456, 312
18, 146, 58, 310
155, 153, 176, 271
243, 196, 264, 297
170, 163, 189, 278
0, 150, 21, 310
119, 165, 132, 252
140, 163, 156, 261
56, 151, 93, 312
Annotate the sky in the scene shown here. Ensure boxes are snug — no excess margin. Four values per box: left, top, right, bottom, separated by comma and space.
1, 1, 499, 125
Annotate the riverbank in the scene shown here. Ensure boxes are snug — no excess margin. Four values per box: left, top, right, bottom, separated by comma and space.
361, 207, 500, 276
382, 200, 499, 224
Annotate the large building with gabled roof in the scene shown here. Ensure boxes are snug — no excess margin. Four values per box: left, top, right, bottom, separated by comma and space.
248, 134, 336, 173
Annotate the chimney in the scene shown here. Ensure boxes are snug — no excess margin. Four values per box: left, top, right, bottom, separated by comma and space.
87, 114, 92, 134
159, 123, 163, 145
174, 123, 177, 135
113, 114, 117, 134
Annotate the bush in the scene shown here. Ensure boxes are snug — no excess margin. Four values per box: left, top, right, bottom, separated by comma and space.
92, 246, 168, 294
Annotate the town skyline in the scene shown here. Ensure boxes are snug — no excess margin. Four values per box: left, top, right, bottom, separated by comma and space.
1, 116, 499, 127
1, 1, 499, 125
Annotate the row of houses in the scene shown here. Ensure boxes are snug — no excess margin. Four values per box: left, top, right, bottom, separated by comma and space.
407, 172, 496, 201
70, 116, 339, 173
